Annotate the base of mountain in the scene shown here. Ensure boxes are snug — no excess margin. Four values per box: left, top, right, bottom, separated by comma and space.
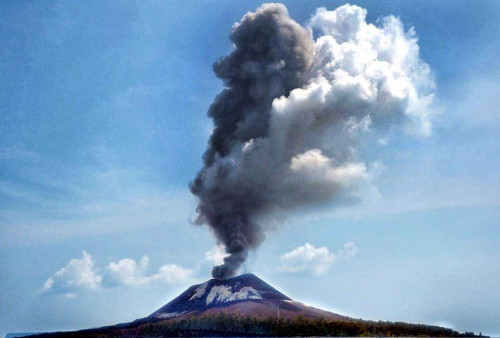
29, 313, 487, 337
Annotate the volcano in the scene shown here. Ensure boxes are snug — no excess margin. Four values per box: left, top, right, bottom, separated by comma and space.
26, 274, 477, 337
147, 273, 346, 322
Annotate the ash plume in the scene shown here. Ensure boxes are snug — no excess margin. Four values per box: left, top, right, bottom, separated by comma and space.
190, 3, 435, 279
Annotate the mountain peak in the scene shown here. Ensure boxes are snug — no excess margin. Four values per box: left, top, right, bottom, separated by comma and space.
149, 273, 290, 320
211, 273, 272, 288
225, 272, 258, 281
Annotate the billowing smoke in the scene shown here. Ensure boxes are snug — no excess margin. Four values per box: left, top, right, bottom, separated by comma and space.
190, 3, 434, 279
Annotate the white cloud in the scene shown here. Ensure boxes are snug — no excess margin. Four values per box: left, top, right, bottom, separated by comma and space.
203, 245, 228, 265
39, 251, 102, 296
103, 256, 193, 286
143, 264, 193, 284
290, 149, 369, 189
140, 255, 149, 269
280, 243, 335, 275
103, 256, 148, 286
309, 5, 367, 43
336, 241, 360, 260
305, 4, 436, 136
40, 252, 193, 296
280, 242, 359, 275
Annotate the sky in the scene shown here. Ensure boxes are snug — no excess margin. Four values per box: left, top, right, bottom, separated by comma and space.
0, 0, 499, 336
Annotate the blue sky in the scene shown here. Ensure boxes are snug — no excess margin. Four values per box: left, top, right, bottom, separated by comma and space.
1, 0, 499, 336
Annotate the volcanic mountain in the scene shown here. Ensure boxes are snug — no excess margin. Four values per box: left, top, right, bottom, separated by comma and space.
27, 274, 477, 337
147, 273, 346, 322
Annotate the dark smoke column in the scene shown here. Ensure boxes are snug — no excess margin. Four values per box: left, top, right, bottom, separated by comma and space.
190, 4, 314, 280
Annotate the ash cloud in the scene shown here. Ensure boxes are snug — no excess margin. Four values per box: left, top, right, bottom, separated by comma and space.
190, 3, 434, 279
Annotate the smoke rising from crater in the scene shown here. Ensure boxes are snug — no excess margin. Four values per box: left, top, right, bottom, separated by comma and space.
190, 3, 434, 279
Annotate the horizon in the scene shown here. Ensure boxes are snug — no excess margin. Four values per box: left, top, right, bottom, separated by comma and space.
1, 1, 499, 337
5, 272, 495, 338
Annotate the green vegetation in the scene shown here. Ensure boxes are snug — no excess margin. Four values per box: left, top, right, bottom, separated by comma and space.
135, 313, 479, 337
28, 313, 485, 337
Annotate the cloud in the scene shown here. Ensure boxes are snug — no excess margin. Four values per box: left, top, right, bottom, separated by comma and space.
203, 245, 229, 266
103, 256, 193, 286
195, 245, 230, 277
102, 256, 148, 287
289, 149, 369, 189
143, 264, 193, 284
41, 252, 193, 296
280, 242, 359, 275
336, 241, 360, 260
39, 251, 102, 296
